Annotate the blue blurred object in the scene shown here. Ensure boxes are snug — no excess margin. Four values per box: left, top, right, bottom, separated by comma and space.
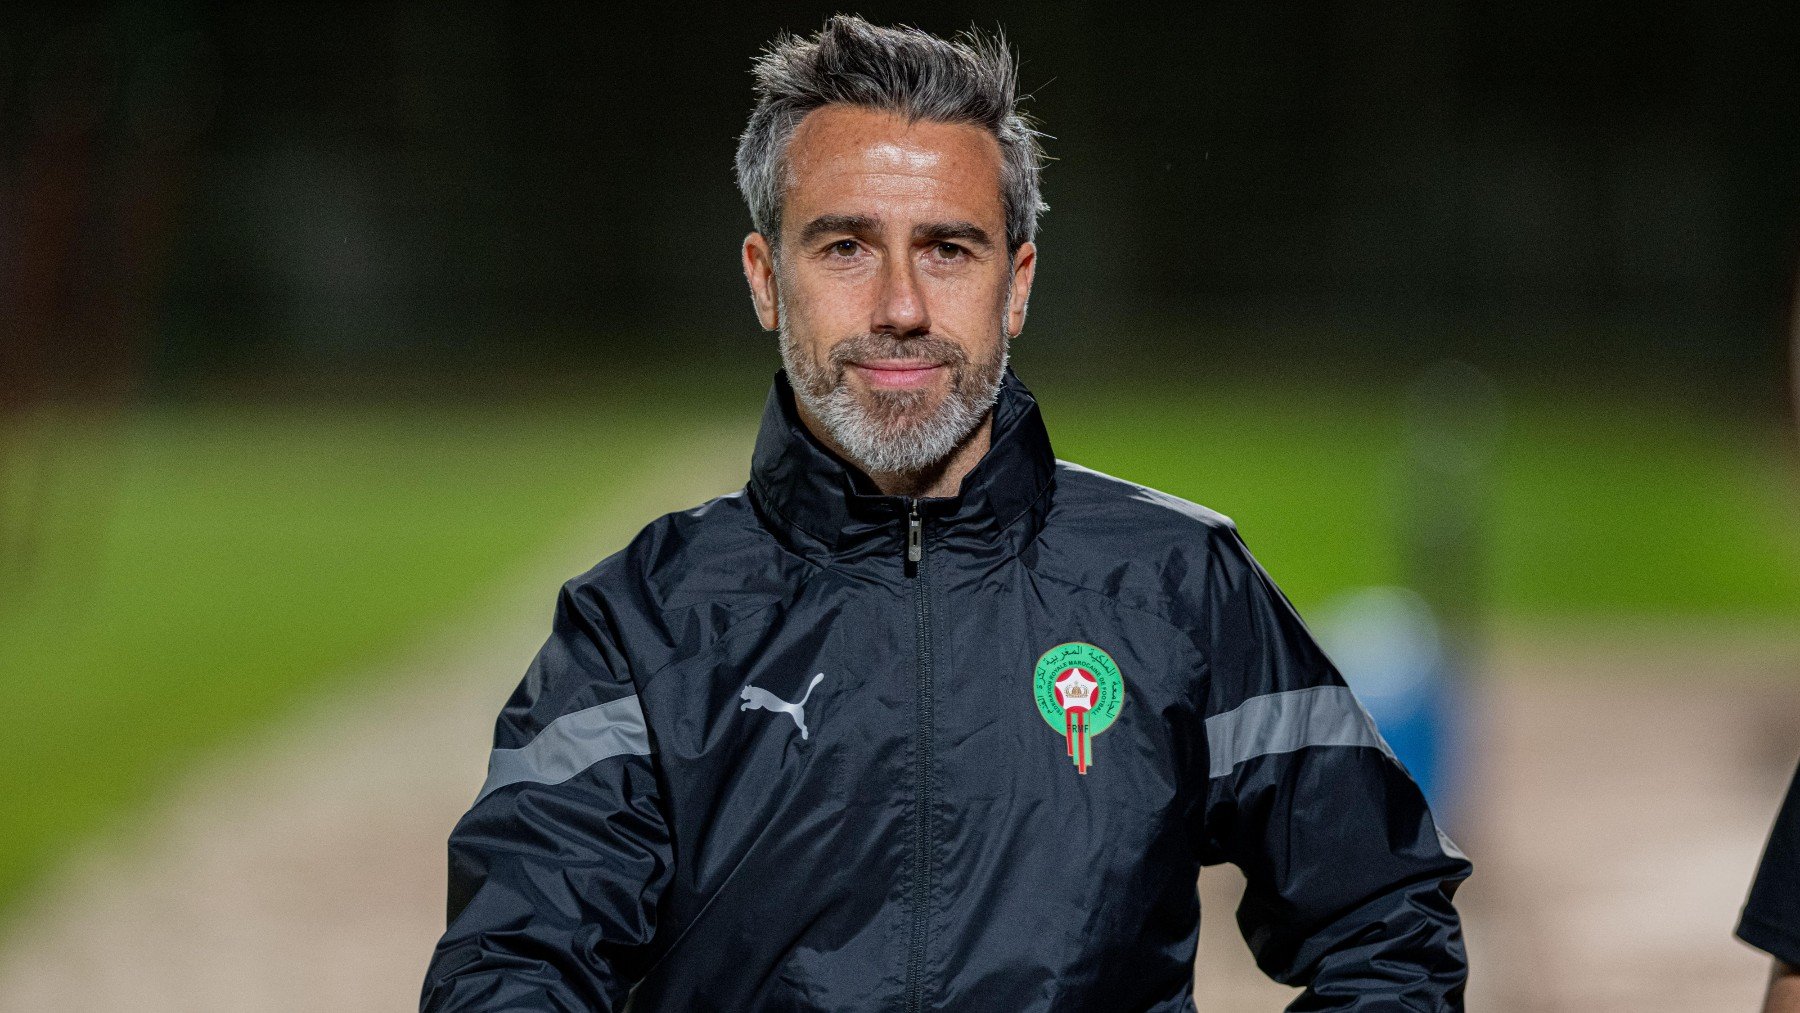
1313, 586, 1465, 829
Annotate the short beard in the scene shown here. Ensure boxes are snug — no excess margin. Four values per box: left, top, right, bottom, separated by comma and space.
777, 289, 1009, 479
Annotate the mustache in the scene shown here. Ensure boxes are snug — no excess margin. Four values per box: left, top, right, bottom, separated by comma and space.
827, 335, 968, 372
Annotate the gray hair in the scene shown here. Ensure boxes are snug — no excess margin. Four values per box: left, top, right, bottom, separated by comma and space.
734, 14, 1049, 256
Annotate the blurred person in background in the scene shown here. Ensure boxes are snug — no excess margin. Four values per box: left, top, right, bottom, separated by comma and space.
1739, 763, 1800, 1011
1734, 295, 1800, 1013
420, 15, 1470, 1011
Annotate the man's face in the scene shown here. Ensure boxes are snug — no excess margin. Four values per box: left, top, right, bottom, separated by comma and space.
743, 105, 1037, 477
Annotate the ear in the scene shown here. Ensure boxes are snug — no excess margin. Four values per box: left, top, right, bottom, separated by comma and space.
743, 232, 781, 331
1005, 241, 1037, 337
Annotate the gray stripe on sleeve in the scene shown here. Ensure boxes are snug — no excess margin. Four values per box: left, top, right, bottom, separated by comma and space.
1205, 685, 1394, 778
476, 694, 652, 803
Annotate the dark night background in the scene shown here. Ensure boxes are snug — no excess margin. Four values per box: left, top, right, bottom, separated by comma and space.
3, 2, 1797, 408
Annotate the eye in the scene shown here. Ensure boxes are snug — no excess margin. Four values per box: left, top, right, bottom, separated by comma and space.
933, 242, 966, 260
828, 240, 860, 257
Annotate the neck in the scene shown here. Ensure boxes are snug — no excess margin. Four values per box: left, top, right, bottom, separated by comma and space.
796, 402, 994, 499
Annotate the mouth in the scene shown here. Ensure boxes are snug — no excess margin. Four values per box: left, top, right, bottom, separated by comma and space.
846, 359, 946, 390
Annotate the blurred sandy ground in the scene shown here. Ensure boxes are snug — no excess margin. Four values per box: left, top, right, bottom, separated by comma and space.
0, 432, 1793, 1010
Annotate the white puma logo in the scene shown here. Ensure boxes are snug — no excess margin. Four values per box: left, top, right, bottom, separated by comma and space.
740, 672, 826, 740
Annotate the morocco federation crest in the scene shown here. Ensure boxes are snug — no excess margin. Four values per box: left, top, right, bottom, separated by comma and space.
1032, 642, 1125, 775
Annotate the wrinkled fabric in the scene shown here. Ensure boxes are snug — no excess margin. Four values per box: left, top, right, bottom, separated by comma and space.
421, 365, 1472, 1012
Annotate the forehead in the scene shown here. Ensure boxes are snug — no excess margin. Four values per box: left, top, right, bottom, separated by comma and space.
781, 104, 1005, 233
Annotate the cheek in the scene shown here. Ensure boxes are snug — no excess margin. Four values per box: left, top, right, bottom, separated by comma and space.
786, 271, 875, 332
924, 272, 1012, 332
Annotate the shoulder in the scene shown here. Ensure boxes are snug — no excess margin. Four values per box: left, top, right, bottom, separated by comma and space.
567, 487, 781, 606
1038, 459, 1341, 705
1048, 458, 1239, 540
1033, 459, 1266, 634
556, 486, 803, 676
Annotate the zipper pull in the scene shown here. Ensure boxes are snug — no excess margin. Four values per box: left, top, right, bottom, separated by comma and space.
907, 499, 922, 563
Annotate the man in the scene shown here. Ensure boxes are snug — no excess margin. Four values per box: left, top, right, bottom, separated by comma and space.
421, 15, 1471, 1011
1736, 310, 1800, 1013
1741, 764, 1800, 1012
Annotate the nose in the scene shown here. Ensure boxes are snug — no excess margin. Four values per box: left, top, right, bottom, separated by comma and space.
871, 250, 930, 337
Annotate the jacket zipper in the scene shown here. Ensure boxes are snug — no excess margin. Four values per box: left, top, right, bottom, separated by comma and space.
902, 496, 933, 1013
907, 499, 923, 566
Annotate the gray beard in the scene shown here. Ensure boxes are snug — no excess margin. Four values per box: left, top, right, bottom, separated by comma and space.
777, 292, 1008, 478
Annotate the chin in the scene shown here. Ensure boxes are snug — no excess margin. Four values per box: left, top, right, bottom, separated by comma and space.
857, 385, 940, 424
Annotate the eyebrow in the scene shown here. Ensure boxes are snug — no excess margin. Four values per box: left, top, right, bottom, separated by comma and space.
912, 220, 994, 250
794, 214, 995, 251
797, 213, 881, 247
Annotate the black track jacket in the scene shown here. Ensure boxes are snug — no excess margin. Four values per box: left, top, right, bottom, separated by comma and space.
421, 365, 1472, 1011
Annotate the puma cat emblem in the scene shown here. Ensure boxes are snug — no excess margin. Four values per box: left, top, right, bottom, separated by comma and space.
740, 672, 826, 740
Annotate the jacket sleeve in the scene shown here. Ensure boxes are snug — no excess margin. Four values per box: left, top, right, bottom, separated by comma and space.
1737, 758, 1800, 966
1194, 526, 1472, 1010
421, 580, 673, 1012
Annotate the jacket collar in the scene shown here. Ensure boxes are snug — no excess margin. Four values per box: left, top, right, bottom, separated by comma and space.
747, 363, 1057, 570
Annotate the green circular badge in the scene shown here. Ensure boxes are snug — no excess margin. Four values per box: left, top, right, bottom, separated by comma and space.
1032, 641, 1125, 774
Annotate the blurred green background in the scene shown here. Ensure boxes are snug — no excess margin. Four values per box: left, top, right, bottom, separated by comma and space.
1, 2, 1798, 986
